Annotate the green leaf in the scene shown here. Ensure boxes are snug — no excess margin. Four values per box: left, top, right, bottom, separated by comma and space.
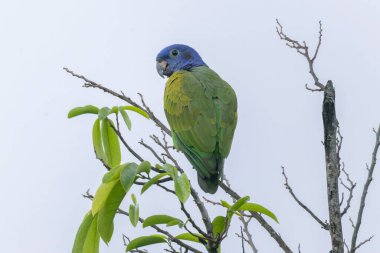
166, 220, 183, 228
174, 173, 190, 203
129, 204, 139, 227
141, 173, 169, 194
98, 107, 111, 120
230, 196, 250, 212
97, 181, 126, 244
228, 196, 250, 220
101, 119, 121, 167
161, 164, 178, 178
92, 180, 118, 215
68, 105, 99, 118
239, 202, 279, 223
131, 194, 137, 205
102, 164, 126, 184
212, 216, 227, 237
119, 108, 132, 130
137, 161, 151, 174
82, 214, 100, 253
126, 235, 166, 251
175, 233, 203, 243
72, 211, 94, 253
92, 119, 104, 161
120, 106, 150, 119
110, 106, 119, 114
142, 215, 183, 228
120, 163, 138, 193
220, 200, 231, 209
72, 211, 100, 253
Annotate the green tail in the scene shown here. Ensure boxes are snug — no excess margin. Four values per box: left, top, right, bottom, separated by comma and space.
173, 132, 223, 194
197, 158, 224, 194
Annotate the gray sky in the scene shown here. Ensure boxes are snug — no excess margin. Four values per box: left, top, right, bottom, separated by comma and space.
1, 0, 380, 252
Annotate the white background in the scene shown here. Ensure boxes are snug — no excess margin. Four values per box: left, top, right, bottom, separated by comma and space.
1, 0, 379, 252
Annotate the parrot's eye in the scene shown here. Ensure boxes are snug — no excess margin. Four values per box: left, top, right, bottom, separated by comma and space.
170, 49, 179, 57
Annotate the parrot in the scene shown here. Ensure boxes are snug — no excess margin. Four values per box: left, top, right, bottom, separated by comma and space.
156, 44, 237, 194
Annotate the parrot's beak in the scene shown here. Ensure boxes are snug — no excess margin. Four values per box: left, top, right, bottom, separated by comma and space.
156, 59, 168, 79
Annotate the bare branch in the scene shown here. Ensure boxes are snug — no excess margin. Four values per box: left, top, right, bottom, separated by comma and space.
276, 20, 325, 91
236, 227, 246, 253
109, 120, 144, 162
203, 196, 223, 207
350, 125, 380, 253
353, 235, 375, 252
305, 83, 323, 92
349, 217, 355, 229
63, 67, 171, 135
311, 21, 323, 62
340, 165, 356, 217
281, 166, 329, 230
238, 216, 258, 253
180, 202, 209, 240
139, 138, 166, 164
108, 121, 168, 175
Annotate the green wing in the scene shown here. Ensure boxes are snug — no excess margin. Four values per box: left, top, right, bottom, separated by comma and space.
164, 66, 237, 193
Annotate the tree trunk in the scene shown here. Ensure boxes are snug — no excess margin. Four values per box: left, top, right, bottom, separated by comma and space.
322, 81, 344, 253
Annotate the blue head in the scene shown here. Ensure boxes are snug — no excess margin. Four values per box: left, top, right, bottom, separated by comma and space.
156, 44, 207, 78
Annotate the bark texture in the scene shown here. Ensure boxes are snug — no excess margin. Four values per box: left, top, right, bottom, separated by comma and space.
322, 81, 344, 253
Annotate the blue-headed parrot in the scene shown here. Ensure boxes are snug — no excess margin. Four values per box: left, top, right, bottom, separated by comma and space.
156, 44, 237, 194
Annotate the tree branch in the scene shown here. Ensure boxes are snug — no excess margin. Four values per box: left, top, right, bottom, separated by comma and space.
219, 182, 294, 253
281, 166, 329, 230
339, 165, 356, 217
276, 20, 325, 91
238, 216, 258, 253
139, 138, 166, 164
63, 67, 171, 136
350, 125, 380, 253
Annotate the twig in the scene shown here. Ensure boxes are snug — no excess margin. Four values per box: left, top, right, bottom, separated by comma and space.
108, 121, 167, 174
237, 226, 246, 253
276, 20, 325, 91
63, 67, 171, 135
136, 92, 171, 136
165, 240, 181, 253
340, 165, 356, 217
238, 216, 258, 253
203, 197, 223, 207
353, 235, 374, 252
180, 202, 209, 240
109, 120, 143, 162
350, 125, 380, 253
281, 166, 329, 230
139, 138, 166, 164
